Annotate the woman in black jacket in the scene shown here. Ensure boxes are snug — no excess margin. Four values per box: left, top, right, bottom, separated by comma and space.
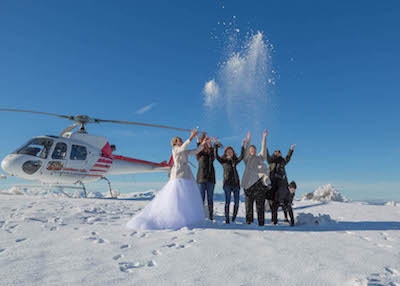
215, 138, 246, 224
196, 134, 216, 220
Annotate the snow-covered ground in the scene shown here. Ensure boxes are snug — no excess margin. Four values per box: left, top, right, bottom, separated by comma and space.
1, 190, 400, 286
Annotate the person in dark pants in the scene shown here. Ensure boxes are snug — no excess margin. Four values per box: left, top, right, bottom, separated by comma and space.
271, 181, 297, 226
241, 130, 272, 226
214, 138, 245, 224
266, 135, 295, 223
196, 133, 216, 220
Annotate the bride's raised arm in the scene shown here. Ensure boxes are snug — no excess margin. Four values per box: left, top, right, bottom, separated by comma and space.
176, 128, 198, 153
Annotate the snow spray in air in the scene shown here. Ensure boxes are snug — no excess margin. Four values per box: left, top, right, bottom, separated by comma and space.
203, 28, 277, 135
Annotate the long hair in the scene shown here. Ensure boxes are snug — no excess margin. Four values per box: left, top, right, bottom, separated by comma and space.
221, 146, 237, 160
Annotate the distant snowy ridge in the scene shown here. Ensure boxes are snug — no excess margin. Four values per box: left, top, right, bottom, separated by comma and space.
385, 201, 400, 206
302, 184, 348, 202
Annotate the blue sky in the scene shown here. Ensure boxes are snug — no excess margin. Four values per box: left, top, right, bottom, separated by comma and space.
0, 1, 399, 200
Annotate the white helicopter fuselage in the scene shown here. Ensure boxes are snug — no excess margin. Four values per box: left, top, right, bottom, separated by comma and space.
1, 132, 170, 185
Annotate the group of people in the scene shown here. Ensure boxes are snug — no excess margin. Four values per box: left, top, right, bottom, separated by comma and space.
126, 129, 297, 230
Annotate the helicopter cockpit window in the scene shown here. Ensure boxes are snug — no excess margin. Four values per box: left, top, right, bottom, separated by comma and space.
70, 145, 87, 160
16, 138, 54, 159
52, 142, 68, 160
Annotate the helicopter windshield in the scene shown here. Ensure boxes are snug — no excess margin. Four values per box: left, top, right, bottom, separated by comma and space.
15, 138, 54, 159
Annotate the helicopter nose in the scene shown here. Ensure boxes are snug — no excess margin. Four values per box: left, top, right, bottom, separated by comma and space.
1, 155, 16, 176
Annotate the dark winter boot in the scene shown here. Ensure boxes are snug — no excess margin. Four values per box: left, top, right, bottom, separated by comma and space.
288, 208, 295, 226
284, 211, 289, 223
208, 204, 214, 221
271, 202, 279, 225
225, 204, 230, 224
232, 205, 239, 222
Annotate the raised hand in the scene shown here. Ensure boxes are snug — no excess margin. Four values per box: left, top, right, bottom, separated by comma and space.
242, 138, 247, 147
247, 131, 251, 141
201, 136, 211, 146
189, 128, 198, 141
290, 144, 296, 151
263, 129, 268, 138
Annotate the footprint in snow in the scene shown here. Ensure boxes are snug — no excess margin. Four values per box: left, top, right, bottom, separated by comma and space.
120, 244, 130, 249
113, 254, 123, 260
119, 262, 145, 272
95, 238, 107, 244
385, 267, 400, 276
0, 249, 6, 253
16, 238, 27, 243
119, 260, 157, 272
152, 250, 161, 256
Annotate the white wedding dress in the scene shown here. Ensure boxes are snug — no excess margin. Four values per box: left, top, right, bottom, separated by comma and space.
126, 139, 205, 230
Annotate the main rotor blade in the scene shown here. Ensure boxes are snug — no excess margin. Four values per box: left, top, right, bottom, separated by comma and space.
0, 109, 71, 120
96, 119, 202, 133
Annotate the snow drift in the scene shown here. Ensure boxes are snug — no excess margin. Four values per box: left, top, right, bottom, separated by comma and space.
295, 213, 336, 225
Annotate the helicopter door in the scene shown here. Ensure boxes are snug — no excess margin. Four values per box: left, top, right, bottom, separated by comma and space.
64, 144, 89, 176
44, 142, 69, 182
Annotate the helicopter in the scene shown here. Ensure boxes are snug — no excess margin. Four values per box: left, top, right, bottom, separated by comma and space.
0, 109, 198, 198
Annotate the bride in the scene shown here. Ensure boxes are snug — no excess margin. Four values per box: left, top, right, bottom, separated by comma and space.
126, 129, 210, 230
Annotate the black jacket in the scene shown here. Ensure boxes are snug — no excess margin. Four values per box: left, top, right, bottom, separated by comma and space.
196, 144, 216, 184
267, 149, 293, 184
215, 145, 244, 188
275, 183, 295, 205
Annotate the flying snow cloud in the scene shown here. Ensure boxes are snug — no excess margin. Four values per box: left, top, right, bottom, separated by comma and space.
136, 103, 157, 115
203, 79, 221, 108
203, 30, 276, 132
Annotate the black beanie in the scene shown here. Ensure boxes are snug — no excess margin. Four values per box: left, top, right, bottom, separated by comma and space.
289, 181, 297, 189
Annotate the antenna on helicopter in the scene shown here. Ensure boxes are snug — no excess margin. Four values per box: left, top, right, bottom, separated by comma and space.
0, 108, 205, 135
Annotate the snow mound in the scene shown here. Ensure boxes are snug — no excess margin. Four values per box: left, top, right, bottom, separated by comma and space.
87, 192, 104, 198
385, 201, 400, 206
302, 184, 348, 202
296, 213, 335, 225
127, 190, 158, 200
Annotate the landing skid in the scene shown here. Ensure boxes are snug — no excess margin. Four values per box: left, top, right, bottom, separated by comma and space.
11, 184, 87, 198
10, 179, 115, 199
101, 177, 114, 198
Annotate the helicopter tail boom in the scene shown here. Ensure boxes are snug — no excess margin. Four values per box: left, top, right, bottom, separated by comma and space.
108, 155, 171, 175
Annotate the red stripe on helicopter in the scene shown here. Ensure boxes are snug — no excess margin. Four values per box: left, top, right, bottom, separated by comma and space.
93, 164, 110, 168
85, 174, 104, 177
90, 169, 108, 173
98, 159, 113, 164
113, 155, 169, 167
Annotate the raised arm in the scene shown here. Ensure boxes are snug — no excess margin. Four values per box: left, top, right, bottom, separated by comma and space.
236, 138, 247, 163
259, 129, 267, 160
177, 129, 198, 152
285, 144, 295, 164
243, 131, 251, 162
214, 142, 227, 164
